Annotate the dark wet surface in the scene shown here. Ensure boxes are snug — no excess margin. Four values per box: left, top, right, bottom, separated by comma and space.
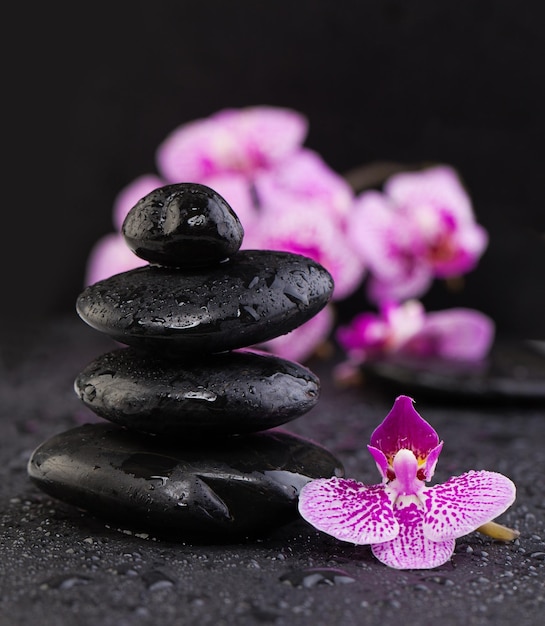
1, 317, 544, 626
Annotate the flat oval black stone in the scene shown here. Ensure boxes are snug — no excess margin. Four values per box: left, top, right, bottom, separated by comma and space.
122, 182, 244, 267
361, 339, 545, 404
27, 423, 344, 538
74, 348, 320, 436
76, 250, 334, 355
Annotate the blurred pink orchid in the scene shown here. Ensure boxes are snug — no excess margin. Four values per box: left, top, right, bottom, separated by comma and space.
336, 300, 495, 365
156, 106, 308, 181
348, 166, 488, 304
299, 395, 516, 569
85, 105, 364, 363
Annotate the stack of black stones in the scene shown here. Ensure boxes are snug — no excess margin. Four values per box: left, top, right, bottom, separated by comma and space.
28, 183, 344, 539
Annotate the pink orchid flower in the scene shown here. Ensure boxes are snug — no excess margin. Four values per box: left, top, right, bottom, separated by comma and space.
348, 166, 488, 304
298, 395, 516, 569
255, 306, 335, 364
83, 105, 374, 362
336, 300, 495, 364
156, 105, 308, 181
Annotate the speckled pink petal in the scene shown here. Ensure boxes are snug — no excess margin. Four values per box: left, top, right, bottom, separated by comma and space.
422, 470, 516, 541
298, 478, 399, 545
369, 395, 441, 462
372, 497, 455, 569
385, 165, 474, 223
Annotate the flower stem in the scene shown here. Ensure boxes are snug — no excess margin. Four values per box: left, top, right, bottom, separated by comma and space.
476, 521, 520, 541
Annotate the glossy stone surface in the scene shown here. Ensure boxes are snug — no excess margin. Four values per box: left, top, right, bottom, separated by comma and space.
27, 423, 344, 538
122, 182, 244, 267
361, 339, 545, 402
74, 347, 320, 435
76, 250, 334, 354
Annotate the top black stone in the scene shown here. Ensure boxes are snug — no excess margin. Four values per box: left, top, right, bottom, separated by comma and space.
122, 182, 244, 267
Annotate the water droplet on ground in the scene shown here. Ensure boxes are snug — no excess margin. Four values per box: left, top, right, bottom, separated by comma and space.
41, 574, 91, 590
142, 569, 176, 591
279, 567, 356, 588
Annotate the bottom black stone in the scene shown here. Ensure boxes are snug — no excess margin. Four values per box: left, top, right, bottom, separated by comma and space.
27, 423, 343, 539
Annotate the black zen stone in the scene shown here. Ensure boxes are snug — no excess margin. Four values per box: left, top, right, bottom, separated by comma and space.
76, 250, 334, 355
122, 182, 244, 267
360, 339, 545, 403
27, 423, 344, 538
74, 348, 320, 436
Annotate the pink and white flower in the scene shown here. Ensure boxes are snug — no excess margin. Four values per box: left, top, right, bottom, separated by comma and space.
298, 395, 516, 569
156, 105, 309, 181
348, 166, 488, 304
336, 300, 495, 364
85, 106, 365, 362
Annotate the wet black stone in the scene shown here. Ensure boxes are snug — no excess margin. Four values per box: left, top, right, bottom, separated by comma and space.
27, 423, 344, 538
76, 250, 334, 355
74, 347, 320, 436
122, 182, 244, 267
361, 339, 545, 403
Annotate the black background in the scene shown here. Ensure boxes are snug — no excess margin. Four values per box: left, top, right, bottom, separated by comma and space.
4, 0, 545, 339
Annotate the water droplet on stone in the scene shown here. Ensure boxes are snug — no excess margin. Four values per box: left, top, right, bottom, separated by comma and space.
182, 389, 218, 402
283, 286, 309, 306
422, 575, 455, 586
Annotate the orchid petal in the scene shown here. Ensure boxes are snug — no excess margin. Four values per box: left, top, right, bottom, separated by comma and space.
369, 396, 441, 462
298, 478, 399, 545
432, 222, 489, 277
372, 497, 455, 569
423, 442, 444, 481
199, 173, 258, 234
84, 233, 146, 286
249, 199, 365, 301
258, 148, 354, 219
156, 106, 307, 182
113, 174, 165, 231
348, 190, 434, 303
422, 470, 516, 541
213, 106, 308, 168
405, 308, 495, 361
385, 165, 474, 223
367, 445, 389, 481
256, 306, 334, 363
348, 190, 410, 276
367, 268, 433, 305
